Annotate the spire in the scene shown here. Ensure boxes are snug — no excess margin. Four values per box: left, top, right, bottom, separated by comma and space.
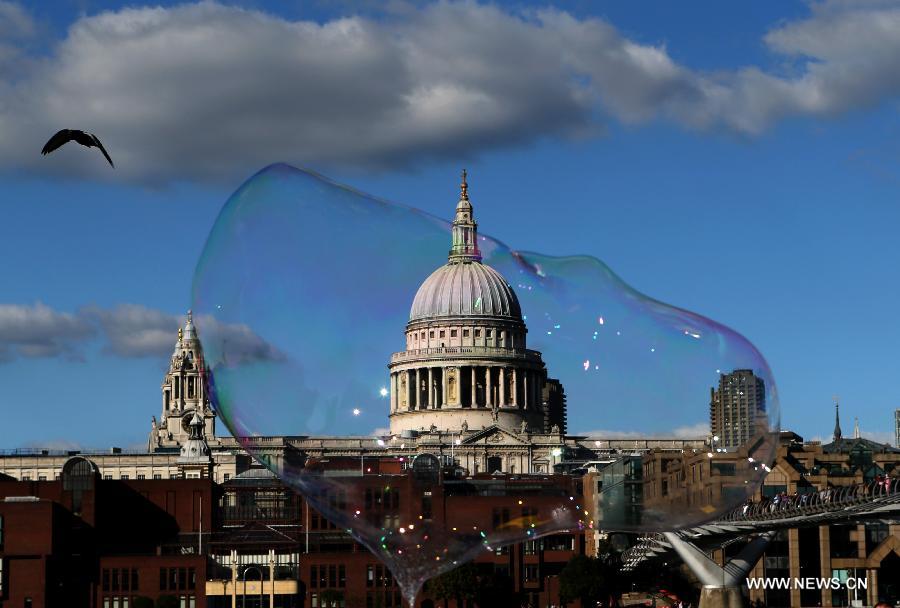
448, 169, 482, 263
833, 397, 842, 442
183, 309, 195, 341
854, 417, 860, 439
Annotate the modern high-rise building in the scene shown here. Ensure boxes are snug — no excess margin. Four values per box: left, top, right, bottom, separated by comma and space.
709, 369, 766, 449
895, 408, 900, 448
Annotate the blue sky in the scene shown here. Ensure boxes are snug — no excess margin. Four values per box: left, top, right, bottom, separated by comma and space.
1, 0, 900, 448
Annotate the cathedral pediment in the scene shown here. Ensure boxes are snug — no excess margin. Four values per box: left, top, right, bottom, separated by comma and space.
461, 425, 529, 446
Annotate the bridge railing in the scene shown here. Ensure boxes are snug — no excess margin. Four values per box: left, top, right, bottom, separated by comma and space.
721, 477, 899, 523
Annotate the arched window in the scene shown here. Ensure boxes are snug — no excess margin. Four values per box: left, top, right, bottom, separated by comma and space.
62, 457, 98, 515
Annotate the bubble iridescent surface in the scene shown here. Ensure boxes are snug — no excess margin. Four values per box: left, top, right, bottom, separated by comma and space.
192, 163, 779, 603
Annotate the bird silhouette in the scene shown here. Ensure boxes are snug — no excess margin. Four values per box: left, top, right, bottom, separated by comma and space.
41, 129, 114, 168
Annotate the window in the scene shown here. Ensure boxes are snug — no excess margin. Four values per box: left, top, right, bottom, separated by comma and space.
104, 475, 112, 480
492, 508, 510, 529
153, 474, 162, 480
137, 474, 146, 480
450, 330, 457, 337
132, 568, 139, 591
120, 474, 129, 480
475, 329, 481, 337
463, 329, 469, 337
112, 568, 119, 591
439, 331, 445, 338
429, 331, 434, 338
524, 564, 539, 581
223, 474, 230, 481
22, 475, 31, 481
486, 330, 492, 338
38, 475, 47, 481
160, 568, 167, 590
311, 565, 318, 588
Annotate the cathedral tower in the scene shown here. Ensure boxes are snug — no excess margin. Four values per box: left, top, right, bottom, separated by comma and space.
149, 311, 217, 451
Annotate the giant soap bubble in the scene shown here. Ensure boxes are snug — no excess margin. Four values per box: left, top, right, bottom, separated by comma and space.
192, 163, 779, 604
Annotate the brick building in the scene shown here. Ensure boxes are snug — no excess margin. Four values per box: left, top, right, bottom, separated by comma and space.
0, 454, 585, 608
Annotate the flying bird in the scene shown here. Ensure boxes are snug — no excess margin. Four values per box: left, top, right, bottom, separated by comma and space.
41, 129, 115, 168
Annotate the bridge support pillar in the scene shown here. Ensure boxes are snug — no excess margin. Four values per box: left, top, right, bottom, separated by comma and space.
698, 586, 746, 608
663, 532, 775, 608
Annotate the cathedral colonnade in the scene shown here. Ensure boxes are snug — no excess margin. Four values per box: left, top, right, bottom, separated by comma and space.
389, 364, 545, 412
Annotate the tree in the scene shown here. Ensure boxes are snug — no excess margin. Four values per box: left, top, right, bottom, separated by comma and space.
474, 570, 522, 608
426, 563, 479, 607
558, 555, 607, 607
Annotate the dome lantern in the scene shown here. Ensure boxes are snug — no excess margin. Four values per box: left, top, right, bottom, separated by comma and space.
448, 169, 482, 263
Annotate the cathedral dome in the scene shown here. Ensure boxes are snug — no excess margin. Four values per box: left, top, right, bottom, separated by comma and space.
409, 170, 522, 323
410, 261, 521, 322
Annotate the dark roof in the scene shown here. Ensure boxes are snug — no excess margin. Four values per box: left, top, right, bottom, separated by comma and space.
821, 437, 900, 454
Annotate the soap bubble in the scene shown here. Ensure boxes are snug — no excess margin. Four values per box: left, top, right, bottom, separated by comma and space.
192, 163, 779, 604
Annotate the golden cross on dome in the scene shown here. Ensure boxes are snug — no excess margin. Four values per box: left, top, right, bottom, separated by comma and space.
460, 169, 468, 200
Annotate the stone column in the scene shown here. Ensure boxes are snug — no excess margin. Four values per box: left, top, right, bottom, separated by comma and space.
407, 369, 415, 410
230, 549, 238, 608
486, 367, 492, 408
471, 367, 477, 407
499, 367, 506, 406
268, 549, 275, 608
428, 368, 434, 409
523, 372, 529, 409
867, 569, 878, 606
511, 369, 518, 407
442, 368, 448, 408
390, 374, 397, 412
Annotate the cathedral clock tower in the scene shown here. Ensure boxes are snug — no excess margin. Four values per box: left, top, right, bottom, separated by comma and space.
148, 311, 218, 451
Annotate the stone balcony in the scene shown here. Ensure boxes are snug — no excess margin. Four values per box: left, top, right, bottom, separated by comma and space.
390, 345, 543, 364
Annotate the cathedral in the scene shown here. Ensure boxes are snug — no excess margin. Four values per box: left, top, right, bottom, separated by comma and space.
0, 173, 698, 482
388, 171, 566, 437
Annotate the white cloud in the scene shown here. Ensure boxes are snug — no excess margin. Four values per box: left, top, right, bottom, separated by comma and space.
0, 301, 280, 363
860, 430, 895, 445
83, 303, 178, 357
2, 1, 900, 183
0, 302, 95, 361
578, 422, 708, 439
0, 2, 33, 39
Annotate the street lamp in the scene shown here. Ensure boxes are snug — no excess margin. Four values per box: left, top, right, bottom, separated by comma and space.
451, 437, 461, 466
242, 565, 263, 608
